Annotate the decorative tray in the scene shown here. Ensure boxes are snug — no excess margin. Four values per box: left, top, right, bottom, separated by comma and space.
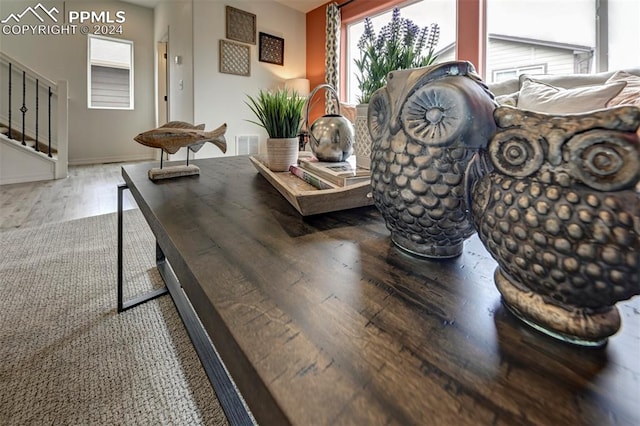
249, 155, 374, 216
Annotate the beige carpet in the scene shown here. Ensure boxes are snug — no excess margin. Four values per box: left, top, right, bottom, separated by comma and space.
0, 210, 228, 425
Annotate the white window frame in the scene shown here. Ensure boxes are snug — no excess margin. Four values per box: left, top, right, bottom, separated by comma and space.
492, 64, 547, 83
87, 35, 134, 110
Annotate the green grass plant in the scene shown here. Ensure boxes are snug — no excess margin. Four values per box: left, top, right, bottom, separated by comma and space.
245, 89, 306, 139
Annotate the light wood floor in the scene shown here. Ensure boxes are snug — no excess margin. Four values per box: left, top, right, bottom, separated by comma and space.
0, 163, 141, 230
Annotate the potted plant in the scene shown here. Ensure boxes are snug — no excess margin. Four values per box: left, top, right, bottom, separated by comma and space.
353, 8, 440, 167
354, 8, 440, 104
246, 88, 306, 172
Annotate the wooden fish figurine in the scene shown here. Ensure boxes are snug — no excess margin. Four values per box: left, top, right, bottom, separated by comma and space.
162, 121, 205, 130
134, 122, 227, 154
157, 121, 212, 153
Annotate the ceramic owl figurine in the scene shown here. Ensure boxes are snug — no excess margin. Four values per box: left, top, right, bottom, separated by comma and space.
369, 61, 497, 258
470, 105, 640, 346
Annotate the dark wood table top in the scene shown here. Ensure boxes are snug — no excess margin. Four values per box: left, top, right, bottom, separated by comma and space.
122, 156, 639, 426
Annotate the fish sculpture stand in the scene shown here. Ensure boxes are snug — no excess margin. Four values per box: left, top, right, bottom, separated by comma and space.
134, 121, 227, 181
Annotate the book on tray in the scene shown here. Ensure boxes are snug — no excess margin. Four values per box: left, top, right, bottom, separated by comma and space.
288, 165, 336, 190
297, 155, 370, 187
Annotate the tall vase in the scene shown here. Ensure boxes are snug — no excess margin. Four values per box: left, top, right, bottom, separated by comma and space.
355, 104, 372, 169
470, 105, 640, 346
267, 138, 298, 172
369, 61, 497, 258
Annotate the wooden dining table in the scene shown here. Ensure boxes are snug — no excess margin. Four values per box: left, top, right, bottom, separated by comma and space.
120, 156, 639, 425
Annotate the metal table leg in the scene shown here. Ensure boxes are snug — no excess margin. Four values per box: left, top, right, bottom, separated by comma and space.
116, 182, 255, 424
117, 183, 168, 312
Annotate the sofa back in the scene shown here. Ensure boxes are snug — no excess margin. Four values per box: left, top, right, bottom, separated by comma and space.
488, 68, 640, 96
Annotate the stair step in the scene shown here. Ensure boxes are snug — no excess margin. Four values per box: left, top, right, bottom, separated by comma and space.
0, 124, 57, 155
2, 134, 58, 157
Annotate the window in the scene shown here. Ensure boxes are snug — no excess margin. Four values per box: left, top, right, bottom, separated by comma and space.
345, 0, 456, 105
88, 35, 133, 109
341, 0, 638, 98
492, 64, 546, 82
486, 1, 596, 82
485, 0, 640, 82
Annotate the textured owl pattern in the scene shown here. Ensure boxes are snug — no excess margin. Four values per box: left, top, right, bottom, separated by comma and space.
371, 135, 475, 247
368, 62, 497, 253
472, 106, 640, 309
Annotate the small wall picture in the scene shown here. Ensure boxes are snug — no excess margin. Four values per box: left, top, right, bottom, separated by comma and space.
259, 32, 284, 66
226, 6, 256, 45
219, 39, 251, 77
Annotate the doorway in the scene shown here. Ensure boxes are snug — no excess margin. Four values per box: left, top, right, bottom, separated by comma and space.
157, 40, 168, 127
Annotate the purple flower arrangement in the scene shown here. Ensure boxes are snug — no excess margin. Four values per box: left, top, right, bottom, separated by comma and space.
355, 8, 440, 104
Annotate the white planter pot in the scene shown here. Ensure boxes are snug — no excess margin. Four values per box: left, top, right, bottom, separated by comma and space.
355, 103, 372, 169
267, 137, 298, 172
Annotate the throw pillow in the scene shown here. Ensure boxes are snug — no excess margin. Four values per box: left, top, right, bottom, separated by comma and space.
517, 78, 626, 114
605, 71, 640, 106
495, 92, 519, 107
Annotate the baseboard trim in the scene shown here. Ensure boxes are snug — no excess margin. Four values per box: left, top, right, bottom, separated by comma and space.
69, 154, 155, 166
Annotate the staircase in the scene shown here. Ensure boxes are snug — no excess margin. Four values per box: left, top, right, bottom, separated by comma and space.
0, 52, 68, 185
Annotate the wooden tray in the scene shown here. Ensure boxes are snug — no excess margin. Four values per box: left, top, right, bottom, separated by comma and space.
249, 155, 374, 215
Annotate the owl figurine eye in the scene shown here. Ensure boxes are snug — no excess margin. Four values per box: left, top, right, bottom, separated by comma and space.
566, 129, 640, 191
401, 80, 467, 147
489, 128, 545, 178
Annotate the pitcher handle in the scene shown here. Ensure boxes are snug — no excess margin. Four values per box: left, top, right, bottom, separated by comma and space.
304, 83, 341, 131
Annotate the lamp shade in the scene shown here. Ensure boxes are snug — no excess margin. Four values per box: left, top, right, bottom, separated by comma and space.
284, 78, 310, 97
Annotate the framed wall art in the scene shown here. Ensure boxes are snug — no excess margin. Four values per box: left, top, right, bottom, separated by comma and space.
219, 39, 251, 77
259, 32, 284, 66
226, 6, 256, 45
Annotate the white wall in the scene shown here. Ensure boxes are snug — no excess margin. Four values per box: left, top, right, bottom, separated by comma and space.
0, 0, 156, 165
154, 0, 307, 160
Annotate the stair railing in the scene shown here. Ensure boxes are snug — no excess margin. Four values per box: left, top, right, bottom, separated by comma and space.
1, 51, 68, 179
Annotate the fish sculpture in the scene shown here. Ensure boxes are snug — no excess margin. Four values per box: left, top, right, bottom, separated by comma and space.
134, 121, 227, 154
